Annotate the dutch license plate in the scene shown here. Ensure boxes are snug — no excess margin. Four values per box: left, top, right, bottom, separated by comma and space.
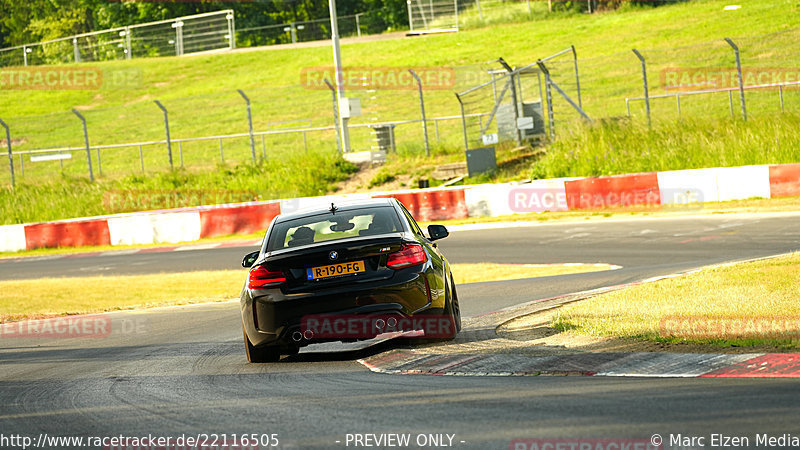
307, 260, 365, 280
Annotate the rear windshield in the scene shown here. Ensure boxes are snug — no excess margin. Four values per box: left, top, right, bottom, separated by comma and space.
266, 206, 403, 251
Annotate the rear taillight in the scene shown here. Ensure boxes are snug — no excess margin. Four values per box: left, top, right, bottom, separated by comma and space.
248, 266, 286, 289
387, 244, 427, 269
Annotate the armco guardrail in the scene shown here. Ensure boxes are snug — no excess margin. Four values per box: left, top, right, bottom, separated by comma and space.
1, 162, 799, 253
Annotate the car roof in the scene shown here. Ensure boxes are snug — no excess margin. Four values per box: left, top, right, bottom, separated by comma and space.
275, 197, 399, 222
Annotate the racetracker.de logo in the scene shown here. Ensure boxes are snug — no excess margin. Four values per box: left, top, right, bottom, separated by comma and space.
300, 314, 456, 339
660, 67, 800, 92
300, 66, 456, 90
510, 438, 663, 450
0, 67, 142, 90
660, 316, 800, 340
1, 315, 112, 338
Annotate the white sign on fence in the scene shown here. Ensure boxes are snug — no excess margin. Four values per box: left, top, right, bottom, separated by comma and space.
30, 153, 72, 162
481, 133, 499, 145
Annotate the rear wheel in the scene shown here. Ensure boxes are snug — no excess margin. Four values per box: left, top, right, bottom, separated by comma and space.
441, 273, 461, 339
449, 276, 462, 333
243, 323, 281, 363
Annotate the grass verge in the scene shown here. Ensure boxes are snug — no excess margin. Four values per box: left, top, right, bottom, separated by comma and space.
0, 263, 613, 323
552, 252, 800, 349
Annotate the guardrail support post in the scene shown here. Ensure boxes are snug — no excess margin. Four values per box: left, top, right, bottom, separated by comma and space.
154, 100, 174, 170
0, 118, 14, 188
632, 49, 651, 127
724, 37, 747, 121
72, 109, 94, 182
237, 89, 257, 162
409, 69, 430, 156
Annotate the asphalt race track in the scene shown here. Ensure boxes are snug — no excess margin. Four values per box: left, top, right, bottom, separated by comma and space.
1, 212, 799, 449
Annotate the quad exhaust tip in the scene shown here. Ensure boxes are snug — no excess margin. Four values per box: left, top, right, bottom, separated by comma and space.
303, 330, 314, 340
291, 331, 303, 342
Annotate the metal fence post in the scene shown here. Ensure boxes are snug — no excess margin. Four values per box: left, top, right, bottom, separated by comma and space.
219, 138, 224, 163
173, 20, 184, 56
729, 91, 735, 118
498, 58, 522, 145
324, 79, 343, 155
23, 46, 28, 66
154, 100, 174, 170
124, 27, 132, 59
227, 12, 236, 50
632, 49, 651, 126
71, 109, 94, 182
355, 13, 362, 37
571, 45, 582, 110
455, 93, 469, 152
179, 141, 184, 167
724, 38, 747, 121
261, 134, 266, 159
0, 118, 14, 188
779, 86, 785, 112
73, 38, 81, 63
237, 89, 257, 162
139, 145, 144, 172
408, 69, 430, 156
476, 0, 484, 21
536, 61, 555, 139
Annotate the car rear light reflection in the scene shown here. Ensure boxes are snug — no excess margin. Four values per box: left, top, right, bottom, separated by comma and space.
248, 266, 287, 289
387, 244, 427, 269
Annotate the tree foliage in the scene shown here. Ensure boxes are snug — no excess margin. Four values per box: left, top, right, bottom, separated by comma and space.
0, 0, 409, 48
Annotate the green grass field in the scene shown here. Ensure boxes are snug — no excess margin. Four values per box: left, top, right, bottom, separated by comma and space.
552, 253, 800, 349
1, 0, 799, 224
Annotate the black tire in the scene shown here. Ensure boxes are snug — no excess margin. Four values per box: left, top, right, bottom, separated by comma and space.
243, 323, 281, 363
441, 273, 461, 339
449, 275, 462, 333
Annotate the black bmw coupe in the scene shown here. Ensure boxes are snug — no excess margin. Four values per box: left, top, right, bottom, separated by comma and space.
240, 198, 461, 362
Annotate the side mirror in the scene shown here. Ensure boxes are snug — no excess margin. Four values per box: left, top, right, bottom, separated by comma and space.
242, 250, 260, 268
427, 224, 449, 241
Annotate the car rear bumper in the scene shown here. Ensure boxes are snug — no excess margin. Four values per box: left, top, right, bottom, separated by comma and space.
242, 271, 437, 348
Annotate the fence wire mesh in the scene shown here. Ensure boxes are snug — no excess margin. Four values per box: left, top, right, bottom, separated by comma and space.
3, 19, 800, 186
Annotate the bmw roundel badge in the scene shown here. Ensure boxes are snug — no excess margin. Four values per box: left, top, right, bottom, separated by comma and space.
329, 251, 338, 261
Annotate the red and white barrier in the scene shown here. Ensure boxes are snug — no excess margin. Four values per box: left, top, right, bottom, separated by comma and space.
1, 162, 798, 252
0, 224, 27, 253
769, 163, 800, 198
